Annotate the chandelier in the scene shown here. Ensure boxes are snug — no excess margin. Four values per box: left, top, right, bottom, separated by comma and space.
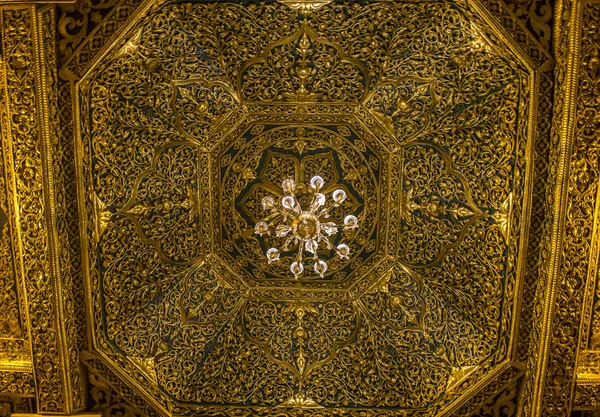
254, 176, 358, 279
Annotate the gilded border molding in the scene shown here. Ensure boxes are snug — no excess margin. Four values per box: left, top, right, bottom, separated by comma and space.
572, 1, 600, 409
520, 0, 597, 414
36, 5, 87, 411
0, 4, 33, 391
0, 5, 86, 413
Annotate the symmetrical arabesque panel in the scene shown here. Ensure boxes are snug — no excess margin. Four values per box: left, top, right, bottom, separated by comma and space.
76, 1, 534, 415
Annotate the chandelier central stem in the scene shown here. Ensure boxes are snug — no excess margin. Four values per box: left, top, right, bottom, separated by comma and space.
293, 213, 321, 240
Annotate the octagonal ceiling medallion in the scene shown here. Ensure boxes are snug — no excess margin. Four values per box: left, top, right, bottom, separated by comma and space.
76, 0, 534, 415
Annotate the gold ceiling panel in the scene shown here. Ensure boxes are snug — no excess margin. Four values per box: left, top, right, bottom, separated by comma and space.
3, 0, 600, 414
75, 0, 535, 415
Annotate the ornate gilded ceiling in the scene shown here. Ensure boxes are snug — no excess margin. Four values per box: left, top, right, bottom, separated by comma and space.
1, 0, 600, 415
74, 0, 533, 414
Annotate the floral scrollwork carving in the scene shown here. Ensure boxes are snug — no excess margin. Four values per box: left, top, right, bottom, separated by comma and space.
171, 78, 241, 146
90, 373, 140, 417
359, 265, 426, 331
503, 0, 553, 51
365, 77, 437, 141
476, 383, 518, 417
77, 0, 531, 413
399, 143, 485, 266
241, 299, 359, 392
239, 25, 370, 103
58, 0, 121, 63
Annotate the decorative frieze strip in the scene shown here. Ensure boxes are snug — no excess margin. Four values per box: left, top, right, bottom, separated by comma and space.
0, 372, 35, 397
0, 5, 86, 413
523, 0, 600, 415
574, 383, 600, 410
36, 5, 87, 411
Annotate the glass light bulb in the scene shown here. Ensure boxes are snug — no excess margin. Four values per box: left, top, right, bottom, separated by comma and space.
290, 261, 304, 278
337, 243, 350, 259
344, 214, 358, 229
312, 193, 326, 210
255, 221, 269, 236
310, 175, 324, 190
332, 189, 346, 204
321, 222, 338, 236
305, 239, 318, 254
314, 260, 328, 278
262, 195, 275, 210
266, 248, 280, 263
282, 196, 296, 210
282, 178, 295, 194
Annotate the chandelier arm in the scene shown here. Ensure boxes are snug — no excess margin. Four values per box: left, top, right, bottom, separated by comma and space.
282, 235, 295, 251
320, 234, 342, 256
309, 192, 318, 209
311, 240, 319, 260
317, 202, 338, 218
271, 208, 289, 220
292, 195, 303, 214
313, 180, 323, 193
264, 210, 282, 222
316, 207, 330, 218
297, 242, 304, 264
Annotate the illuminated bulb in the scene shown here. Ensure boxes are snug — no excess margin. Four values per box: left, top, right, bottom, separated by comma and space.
344, 215, 358, 229
290, 261, 304, 278
282, 196, 296, 210
310, 175, 324, 190
266, 248, 280, 263
312, 193, 326, 210
282, 178, 295, 194
314, 260, 327, 278
255, 221, 269, 236
332, 189, 346, 204
262, 195, 275, 210
337, 244, 350, 260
